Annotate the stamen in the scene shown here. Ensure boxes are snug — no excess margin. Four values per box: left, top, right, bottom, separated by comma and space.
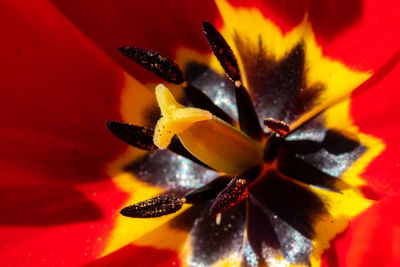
263, 118, 290, 137
210, 178, 248, 216
106, 121, 157, 151
118, 47, 184, 84
120, 195, 184, 218
202, 21, 263, 140
107, 121, 212, 168
210, 166, 262, 216
202, 21, 241, 82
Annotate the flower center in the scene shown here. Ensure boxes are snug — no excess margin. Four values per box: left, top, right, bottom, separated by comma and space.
153, 84, 263, 175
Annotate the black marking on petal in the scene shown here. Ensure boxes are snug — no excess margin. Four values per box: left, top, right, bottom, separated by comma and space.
107, 121, 157, 151
281, 140, 321, 155
184, 176, 232, 204
190, 202, 246, 266
277, 149, 347, 191
183, 83, 235, 125
210, 166, 262, 216
247, 198, 281, 259
285, 115, 367, 178
260, 205, 313, 265
118, 47, 185, 84
234, 38, 322, 125
120, 195, 184, 218
123, 149, 218, 189
322, 129, 360, 155
278, 129, 362, 191
248, 193, 313, 265
202, 21, 241, 82
242, 240, 266, 267
249, 170, 327, 239
264, 118, 290, 137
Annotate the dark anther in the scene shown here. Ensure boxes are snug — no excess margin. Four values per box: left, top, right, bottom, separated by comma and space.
263, 134, 284, 162
210, 166, 262, 216
107, 121, 157, 151
263, 118, 290, 137
120, 195, 184, 218
107, 121, 212, 169
118, 47, 185, 84
202, 21, 241, 82
202, 21, 263, 139
210, 178, 248, 216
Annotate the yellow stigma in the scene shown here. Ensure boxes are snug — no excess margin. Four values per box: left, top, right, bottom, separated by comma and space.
153, 84, 213, 149
153, 84, 263, 174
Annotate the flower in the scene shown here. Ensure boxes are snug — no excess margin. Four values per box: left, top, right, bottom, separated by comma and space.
1, 0, 400, 266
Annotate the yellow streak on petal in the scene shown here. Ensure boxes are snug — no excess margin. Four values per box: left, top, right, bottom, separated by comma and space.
104, 168, 192, 256
324, 99, 386, 195
102, 172, 163, 256
120, 72, 156, 124
128, 206, 191, 252
308, 96, 385, 266
103, 146, 193, 255
298, 31, 371, 131
309, 187, 373, 267
212, 254, 242, 267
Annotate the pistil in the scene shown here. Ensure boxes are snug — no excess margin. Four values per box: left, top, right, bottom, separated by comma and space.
153, 84, 263, 175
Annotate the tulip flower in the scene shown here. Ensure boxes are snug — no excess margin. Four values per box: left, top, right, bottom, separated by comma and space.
1, 0, 399, 266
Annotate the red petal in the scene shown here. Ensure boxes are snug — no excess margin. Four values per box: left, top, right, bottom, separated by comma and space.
0, 0, 127, 183
51, 0, 220, 83
317, 0, 400, 72
0, 0, 133, 265
323, 197, 400, 267
82, 245, 181, 267
351, 52, 400, 198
